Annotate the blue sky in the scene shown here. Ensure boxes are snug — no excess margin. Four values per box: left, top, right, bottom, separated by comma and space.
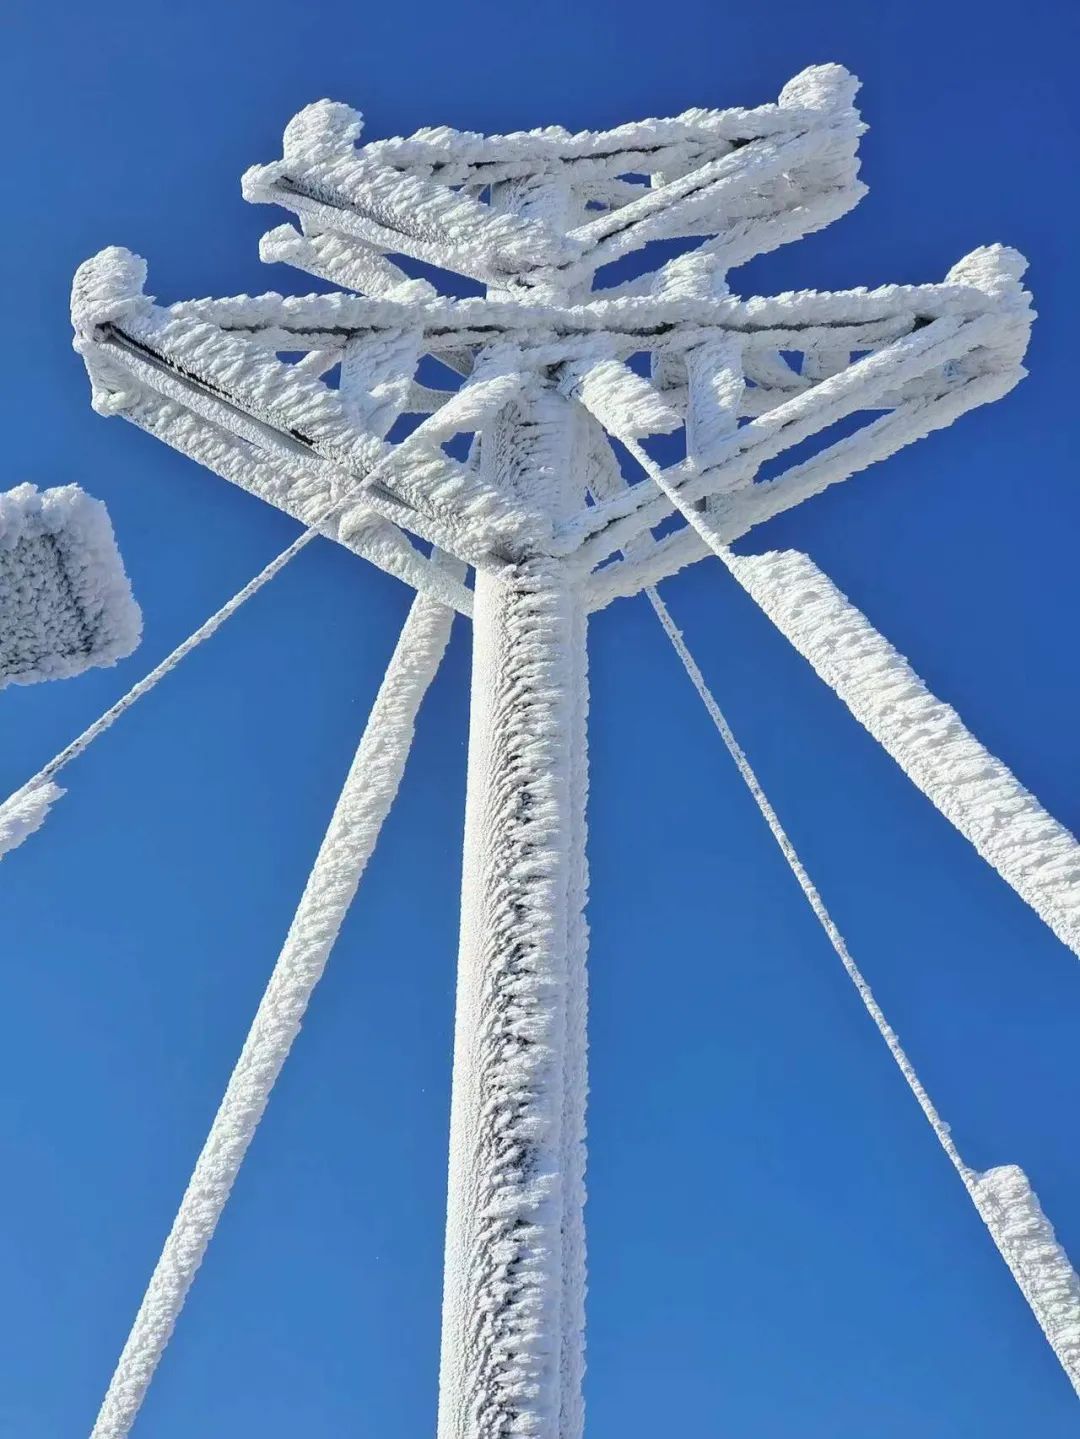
3, 1, 1079, 1434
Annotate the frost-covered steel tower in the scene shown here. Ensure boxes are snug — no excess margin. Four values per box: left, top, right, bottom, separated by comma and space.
69, 63, 1080, 1439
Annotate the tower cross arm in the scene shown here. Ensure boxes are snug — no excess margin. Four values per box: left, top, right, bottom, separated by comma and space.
245, 64, 865, 290
72, 236, 1032, 591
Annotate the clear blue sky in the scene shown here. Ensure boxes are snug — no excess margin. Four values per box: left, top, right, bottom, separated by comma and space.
3, 1, 1078, 1434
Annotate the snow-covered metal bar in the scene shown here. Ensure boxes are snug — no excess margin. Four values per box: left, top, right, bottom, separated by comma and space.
157, 271, 1022, 354
355, 67, 854, 177
440, 559, 586, 1439
260, 222, 437, 301
88, 573, 459, 1439
724, 548, 1080, 957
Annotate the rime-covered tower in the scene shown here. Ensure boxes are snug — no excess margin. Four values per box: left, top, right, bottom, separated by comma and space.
68, 63, 1080, 1439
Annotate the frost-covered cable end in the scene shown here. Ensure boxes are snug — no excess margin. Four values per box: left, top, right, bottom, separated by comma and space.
0, 780, 65, 859
0, 483, 142, 688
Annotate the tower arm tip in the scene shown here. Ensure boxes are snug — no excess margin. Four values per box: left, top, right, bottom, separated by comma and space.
283, 99, 364, 163
779, 63, 862, 115
71, 247, 151, 336
947, 244, 1031, 303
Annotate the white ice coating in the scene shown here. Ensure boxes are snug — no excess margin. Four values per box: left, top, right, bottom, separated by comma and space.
724, 548, 1080, 957
246, 66, 865, 293
66, 60, 1056, 1438
0, 483, 141, 688
587, 359, 1026, 607
121, 391, 473, 615
70, 253, 550, 572
572, 258, 1031, 570
244, 100, 584, 287
85, 289, 545, 567
0, 780, 64, 858
89, 572, 459, 1439
970, 1166, 1080, 1394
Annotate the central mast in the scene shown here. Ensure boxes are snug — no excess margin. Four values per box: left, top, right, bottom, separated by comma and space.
440, 177, 590, 1439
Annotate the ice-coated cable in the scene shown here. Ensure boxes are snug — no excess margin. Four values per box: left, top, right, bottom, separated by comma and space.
618, 433, 1080, 960
648, 582, 1080, 1397
0, 426, 469, 862
0, 524, 316, 860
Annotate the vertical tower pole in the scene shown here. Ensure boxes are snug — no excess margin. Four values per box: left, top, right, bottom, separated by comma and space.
438, 552, 586, 1438
438, 173, 590, 1439
438, 326, 590, 1438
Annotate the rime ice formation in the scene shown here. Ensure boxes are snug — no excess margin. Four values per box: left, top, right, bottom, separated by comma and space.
65, 60, 1069, 1437
0, 483, 140, 689
89, 570, 460, 1439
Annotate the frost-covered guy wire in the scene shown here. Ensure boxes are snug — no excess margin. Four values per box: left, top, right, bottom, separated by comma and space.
89, 565, 461, 1439
0, 481, 140, 858
66, 59, 1061, 1436
0, 426, 472, 863
0, 523, 323, 860
595, 422, 1080, 963
648, 583, 1080, 1396
588, 417, 1080, 1395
